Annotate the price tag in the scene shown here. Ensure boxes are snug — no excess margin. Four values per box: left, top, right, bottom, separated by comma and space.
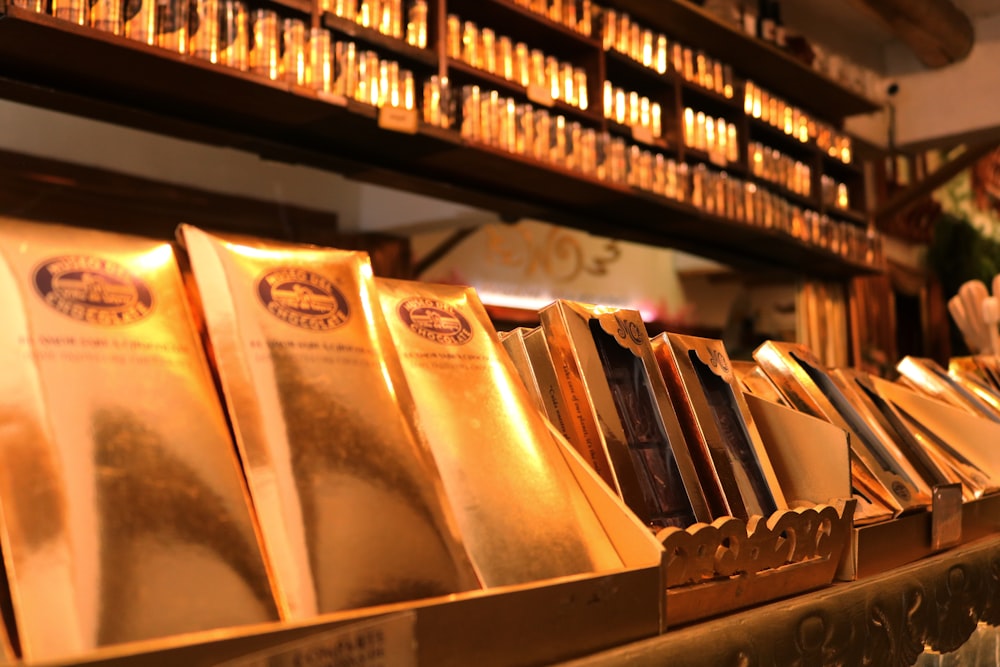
708, 148, 727, 168
378, 106, 419, 134
317, 91, 349, 108
218, 611, 417, 667
631, 125, 655, 146
526, 82, 554, 107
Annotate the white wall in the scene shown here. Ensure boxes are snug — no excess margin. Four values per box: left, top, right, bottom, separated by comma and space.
887, 13, 1000, 147
0, 97, 486, 233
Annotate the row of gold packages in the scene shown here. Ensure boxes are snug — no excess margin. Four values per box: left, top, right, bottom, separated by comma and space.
0, 219, 624, 662
501, 303, 786, 531
501, 303, 1000, 537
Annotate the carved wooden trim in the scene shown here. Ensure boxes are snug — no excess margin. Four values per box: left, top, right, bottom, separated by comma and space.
657, 502, 855, 626
569, 536, 1000, 667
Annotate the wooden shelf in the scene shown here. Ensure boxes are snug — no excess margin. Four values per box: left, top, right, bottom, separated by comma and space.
610, 0, 880, 119
266, 0, 312, 14
747, 117, 816, 163
571, 536, 1000, 666
606, 120, 672, 152
821, 152, 865, 179
682, 147, 745, 176
679, 79, 743, 117
825, 206, 869, 225
603, 49, 672, 93
322, 12, 438, 68
750, 176, 818, 211
0, 3, 881, 279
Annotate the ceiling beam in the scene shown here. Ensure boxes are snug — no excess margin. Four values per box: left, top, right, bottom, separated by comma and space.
851, 0, 975, 68
876, 141, 998, 224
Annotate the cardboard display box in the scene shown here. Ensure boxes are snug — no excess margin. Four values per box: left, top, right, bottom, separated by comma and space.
38, 435, 664, 667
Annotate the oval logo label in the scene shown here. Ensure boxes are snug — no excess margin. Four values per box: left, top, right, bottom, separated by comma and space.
256, 267, 349, 331
33, 255, 153, 326
397, 297, 473, 345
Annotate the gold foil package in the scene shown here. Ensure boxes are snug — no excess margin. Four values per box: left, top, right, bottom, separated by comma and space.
498, 327, 547, 412
537, 301, 712, 528
652, 333, 787, 520
832, 369, 993, 502
178, 225, 480, 618
0, 220, 279, 662
896, 356, 1000, 422
374, 280, 623, 585
754, 341, 930, 519
732, 360, 789, 406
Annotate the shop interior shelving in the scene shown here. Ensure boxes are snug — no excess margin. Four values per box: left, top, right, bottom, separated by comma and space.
0, 0, 882, 278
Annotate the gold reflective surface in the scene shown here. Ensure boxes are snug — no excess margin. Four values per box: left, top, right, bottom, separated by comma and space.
0, 220, 278, 662
653, 333, 787, 520
498, 327, 546, 412
897, 356, 1000, 422
754, 341, 923, 522
179, 226, 480, 619
375, 280, 622, 586
731, 360, 788, 407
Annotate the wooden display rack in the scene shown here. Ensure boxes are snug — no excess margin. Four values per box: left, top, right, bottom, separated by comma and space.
660, 501, 856, 627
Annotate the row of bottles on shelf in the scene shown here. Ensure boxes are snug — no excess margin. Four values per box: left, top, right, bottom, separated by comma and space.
510, 0, 880, 112
421, 79, 879, 267
334, 43, 417, 108
511, 0, 595, 36
602, 9, 735, 100
820, 174, 851, 211
445, 15, 590, 111
20, 0, 873, 257
603, 82, 662, 140
749, 142, 810, 198
15, 0, 431, 74
682, 108, 739, 167
26, 0, 865, 189
689, 166, 878, 265
322, 0, 429, 49
744, 81, 853, 164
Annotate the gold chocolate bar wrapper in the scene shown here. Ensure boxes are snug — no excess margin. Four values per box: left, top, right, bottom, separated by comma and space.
538, 301, 711, 527
753, 341, 925, 520
178, 226, 480, 619
897, 356, 1000, 422
498, 327, 546, 412
0, 220, 278, 662
731, 360, 788, 407
652, 333, 787, 520
375, 279, 623, 586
